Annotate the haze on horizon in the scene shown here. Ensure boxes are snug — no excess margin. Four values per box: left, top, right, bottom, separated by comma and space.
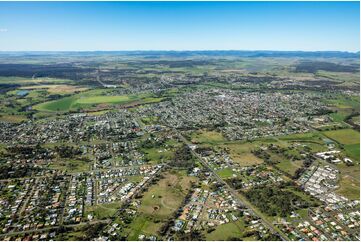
0, 1, 359, 52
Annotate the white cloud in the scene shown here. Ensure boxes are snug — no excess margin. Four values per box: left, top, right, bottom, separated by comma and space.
0, 28, 8, 32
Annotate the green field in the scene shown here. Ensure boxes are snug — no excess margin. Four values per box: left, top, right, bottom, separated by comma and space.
126, 215, 163, 240
344, 144, 360, 162
216, 167, 235, 179
275, 159, 303, 177
205, 220, 255, 241
125, 171, 196, 240
219, 142, 264, 167
76, 95, 133, 104
85, 202, 121, 220
322, 129, 360, 145
0, 76, 73, 84
34, 90, 163, 112
48, 159, 91, 173
138, 171, 195, 219
191, 130, 226, 144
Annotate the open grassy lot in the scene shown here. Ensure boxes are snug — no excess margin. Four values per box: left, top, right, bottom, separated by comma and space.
34, 90, 163, 112
336, 175, 360, 200
323, 94, 360, 122
335, 163, 360, 200
220, 143, 263, 167
20, 84, 88, 94
76, 95, 133, 104
125, 171, 196, 240
142, 147, 174, 164
0, 114, 27, 123
216, 167, 235, 179
275, 159, 303, 177
0, 76, 73, 84
205, 220, 252, 240
35, 95, 78, 111
138, 171, 195, 219
344, 144, 360, 162
191, 129, 226, 144
126, 215, 163, 240
85, 202, 121, 220
278, 131, 324, 142
322, 129, 360, 145
48, 159, 91, 173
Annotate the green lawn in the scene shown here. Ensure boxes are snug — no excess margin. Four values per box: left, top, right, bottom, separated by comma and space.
216, 168, 235, 179
205, 220, 246, 240
344, 144, 360, 162
126, 215, 162, 240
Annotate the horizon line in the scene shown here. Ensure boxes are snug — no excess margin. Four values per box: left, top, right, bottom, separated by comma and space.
0, 50, 359, 53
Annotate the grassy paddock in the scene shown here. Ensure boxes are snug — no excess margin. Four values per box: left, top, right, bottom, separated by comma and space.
220, 143, 263, 167
322, 129, 359, 145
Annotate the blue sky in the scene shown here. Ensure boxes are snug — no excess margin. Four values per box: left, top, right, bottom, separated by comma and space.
0, 1, 359, 51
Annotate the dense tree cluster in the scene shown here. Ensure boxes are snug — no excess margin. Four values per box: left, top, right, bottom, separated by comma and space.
55, 145, 82, 158
170, 144, 194, 170
244, 185, 311, 217
0, 163, 41, 179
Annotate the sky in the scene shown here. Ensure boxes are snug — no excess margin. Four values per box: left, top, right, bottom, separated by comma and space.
0, 1, 359, 52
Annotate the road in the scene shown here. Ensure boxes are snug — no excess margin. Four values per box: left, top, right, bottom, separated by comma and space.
173, 128, 290, 240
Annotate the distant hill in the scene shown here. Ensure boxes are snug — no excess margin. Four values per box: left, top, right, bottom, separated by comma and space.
0, 50, 359, 58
